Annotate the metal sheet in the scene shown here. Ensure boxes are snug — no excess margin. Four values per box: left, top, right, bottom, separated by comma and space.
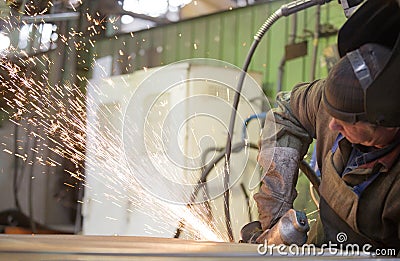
0, 235, 374, 260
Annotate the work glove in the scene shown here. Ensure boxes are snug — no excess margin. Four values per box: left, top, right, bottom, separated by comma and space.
255, 209, 309, 245
254, 146, 300, 232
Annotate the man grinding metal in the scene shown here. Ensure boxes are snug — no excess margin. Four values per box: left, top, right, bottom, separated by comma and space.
254, 0, 400, 254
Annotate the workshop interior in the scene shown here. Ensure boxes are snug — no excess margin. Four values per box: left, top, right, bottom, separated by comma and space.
0, 0, 398, 259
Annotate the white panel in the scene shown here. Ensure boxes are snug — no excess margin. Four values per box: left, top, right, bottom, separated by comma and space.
82, 62, 264, 241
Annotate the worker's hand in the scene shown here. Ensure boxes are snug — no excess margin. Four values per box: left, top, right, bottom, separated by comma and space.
255, 209, 309, 245
253, 147, 300, 231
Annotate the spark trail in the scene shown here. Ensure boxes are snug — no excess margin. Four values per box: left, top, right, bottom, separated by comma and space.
0, 45, 226, 242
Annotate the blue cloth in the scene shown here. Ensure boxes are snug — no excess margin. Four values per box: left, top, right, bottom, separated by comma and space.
331, 133, 391, 197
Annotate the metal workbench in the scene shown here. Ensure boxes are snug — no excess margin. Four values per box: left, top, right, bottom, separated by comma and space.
0, 234, 381, 260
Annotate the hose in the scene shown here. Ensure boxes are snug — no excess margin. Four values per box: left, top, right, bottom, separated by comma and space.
222, 7, 284, 243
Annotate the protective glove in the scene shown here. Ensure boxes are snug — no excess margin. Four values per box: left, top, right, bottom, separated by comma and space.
253, 146, 300, 231
255, 209, 309, 245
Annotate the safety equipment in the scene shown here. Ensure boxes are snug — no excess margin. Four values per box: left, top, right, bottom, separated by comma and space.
239, 209, 309, 245
338, 0, 400, 56
253, 147, 300, 231
322, 43, 392, 123
256, 209, 309, 245
339, 0, 364, 18
337, 0, 400, 126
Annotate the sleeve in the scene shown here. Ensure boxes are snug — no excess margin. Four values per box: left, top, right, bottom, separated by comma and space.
261, 80, 324, 157
254, 80, 324, 232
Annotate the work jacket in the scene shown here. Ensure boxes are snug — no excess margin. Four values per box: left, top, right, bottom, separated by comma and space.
258, 79, 400, 253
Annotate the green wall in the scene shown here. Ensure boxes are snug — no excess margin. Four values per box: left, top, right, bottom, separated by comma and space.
91, 0, 346, 97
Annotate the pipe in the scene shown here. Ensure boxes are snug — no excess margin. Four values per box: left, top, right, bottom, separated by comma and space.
277, 13, 298, 93
310, 5, 321, 81
21, 12, 80, 23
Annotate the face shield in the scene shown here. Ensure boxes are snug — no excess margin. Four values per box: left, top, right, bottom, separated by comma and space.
337, 0, 400, 127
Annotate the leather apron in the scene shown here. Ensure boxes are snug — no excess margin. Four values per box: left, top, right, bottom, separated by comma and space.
317, 140, 387, 249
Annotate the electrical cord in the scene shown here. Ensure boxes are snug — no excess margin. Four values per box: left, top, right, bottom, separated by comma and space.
239, 183, 252, 222
184, 141, 259, 209
173, 141, 259, 238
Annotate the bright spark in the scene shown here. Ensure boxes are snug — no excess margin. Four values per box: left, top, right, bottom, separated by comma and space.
0, 20, 228, 242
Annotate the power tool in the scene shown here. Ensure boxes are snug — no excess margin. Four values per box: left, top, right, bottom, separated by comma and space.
239, 209, 309, 245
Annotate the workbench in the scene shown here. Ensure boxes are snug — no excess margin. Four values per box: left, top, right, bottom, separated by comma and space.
0, 234, 378, 260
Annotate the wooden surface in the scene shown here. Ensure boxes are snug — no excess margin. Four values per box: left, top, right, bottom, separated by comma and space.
0, 234, 374, 260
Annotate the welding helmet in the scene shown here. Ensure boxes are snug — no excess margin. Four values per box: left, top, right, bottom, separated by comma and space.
323, 43, 392, 123
338, 0, 364, 18
334, 0, 400, 127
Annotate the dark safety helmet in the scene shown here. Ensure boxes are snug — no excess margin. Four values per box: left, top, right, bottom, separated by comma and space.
323, 43, 392, 123
335, 0, 400, 127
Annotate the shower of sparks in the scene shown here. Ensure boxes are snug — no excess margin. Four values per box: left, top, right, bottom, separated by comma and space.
0, 15, 228, 242
0, 57, 227, 241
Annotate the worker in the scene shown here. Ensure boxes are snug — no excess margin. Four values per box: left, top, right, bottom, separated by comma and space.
254, 41, 400, 252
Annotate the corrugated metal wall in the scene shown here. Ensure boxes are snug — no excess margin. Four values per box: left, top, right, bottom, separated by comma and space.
91, 0, 346, 97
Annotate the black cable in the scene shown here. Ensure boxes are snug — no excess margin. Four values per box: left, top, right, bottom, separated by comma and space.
239, 183, 252, 222
195, 141, 258, 202
200, 146, 224, 222
201, 146, 224, 171
173, 141, 259, 238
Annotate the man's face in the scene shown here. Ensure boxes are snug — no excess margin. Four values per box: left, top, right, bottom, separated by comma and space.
328, 117, 398, 148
